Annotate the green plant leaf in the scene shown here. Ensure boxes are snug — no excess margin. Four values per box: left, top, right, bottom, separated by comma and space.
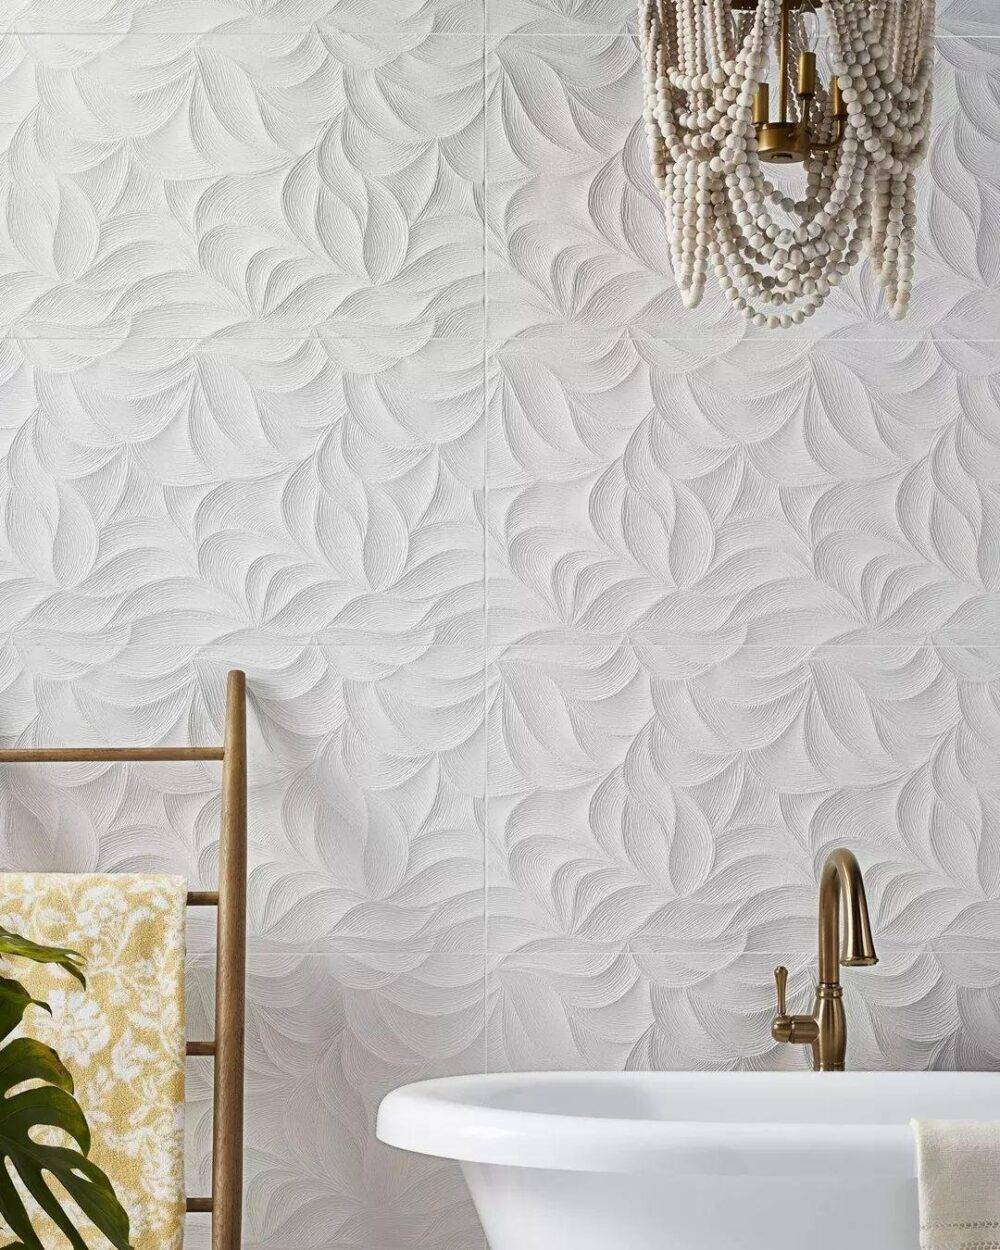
0, 1037, 131, 1250
0, 928, 130, 1248
0, 928, 85, 989
0, 977, 50, 1048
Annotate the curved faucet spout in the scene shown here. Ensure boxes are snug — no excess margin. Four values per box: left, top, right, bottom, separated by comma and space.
818, 847, 878, 986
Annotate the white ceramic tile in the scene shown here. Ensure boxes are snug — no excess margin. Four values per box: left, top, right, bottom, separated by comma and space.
486, 331, 1000, 648
0, 334, 484, 648
488, 0, 999, 37
0, 1, 483, 34
938, 0, 1000, 36
0, 29, 484, 338
485, 641, 1000, 951
239, 646, 487, 951
488, 0, 635, 35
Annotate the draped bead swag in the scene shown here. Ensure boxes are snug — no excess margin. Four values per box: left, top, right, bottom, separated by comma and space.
640, 0, 936, 327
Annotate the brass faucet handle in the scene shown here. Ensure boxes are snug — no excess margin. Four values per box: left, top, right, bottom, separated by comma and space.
773, 965, 788, 1017
771, 966, 819, 1048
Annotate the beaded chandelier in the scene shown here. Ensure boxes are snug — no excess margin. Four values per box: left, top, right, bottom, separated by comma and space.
640, 0, 936, 328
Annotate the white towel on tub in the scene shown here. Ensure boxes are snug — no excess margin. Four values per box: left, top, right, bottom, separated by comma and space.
913, 1120, 1000, 1250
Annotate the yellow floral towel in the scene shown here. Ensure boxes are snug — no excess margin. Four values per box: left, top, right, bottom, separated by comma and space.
0, 873, 186, 1250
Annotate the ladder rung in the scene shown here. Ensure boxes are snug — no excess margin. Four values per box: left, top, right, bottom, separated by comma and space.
0, 746, 224, 763
186, 1040, 216, 1057
186, 1197, 213, 1213
186, 891, 219, 906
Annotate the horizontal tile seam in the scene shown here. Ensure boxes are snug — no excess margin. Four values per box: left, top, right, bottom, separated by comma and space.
13, 641, 1000, 651
2, 25, 486, 35
486, 337, 1000, 345
15, 645, 1000, 658
2, 27, 993, 50
6, 334, 1000, 345
184, 943, 1000, 954
4, 27, 989, 34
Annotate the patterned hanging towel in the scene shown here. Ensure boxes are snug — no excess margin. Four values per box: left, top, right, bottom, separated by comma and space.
913, 1119, 1000, 1250
0, 872, 186, 1250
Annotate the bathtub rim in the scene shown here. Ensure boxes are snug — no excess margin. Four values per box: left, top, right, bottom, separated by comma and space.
376, 1070, 999, 1178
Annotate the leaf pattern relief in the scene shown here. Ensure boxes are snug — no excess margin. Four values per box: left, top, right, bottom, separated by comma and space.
0, 5, 996, 1250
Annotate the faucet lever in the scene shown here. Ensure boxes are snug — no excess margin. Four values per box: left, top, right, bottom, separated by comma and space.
773, 965, 788, 1017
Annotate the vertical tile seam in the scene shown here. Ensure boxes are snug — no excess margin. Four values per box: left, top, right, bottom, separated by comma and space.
481, 0, 491, 1089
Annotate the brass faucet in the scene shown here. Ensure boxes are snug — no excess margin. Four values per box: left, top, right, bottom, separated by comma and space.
771, 848, 878, 1071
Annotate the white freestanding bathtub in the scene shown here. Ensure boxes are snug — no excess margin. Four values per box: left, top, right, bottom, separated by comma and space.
377, 1071, 1000, 1250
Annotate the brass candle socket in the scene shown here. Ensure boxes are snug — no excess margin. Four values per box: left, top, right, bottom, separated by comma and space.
753, 83, 770, 126
797, 50, 816, 99
831, 75, 848, 120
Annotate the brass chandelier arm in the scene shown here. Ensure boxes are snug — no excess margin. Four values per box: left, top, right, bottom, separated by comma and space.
805, 76, 847, 150
752, 0, 848, 164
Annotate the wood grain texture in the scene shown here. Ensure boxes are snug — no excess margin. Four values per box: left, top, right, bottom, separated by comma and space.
213, 670, 248, 1250
0, 747, 224, 762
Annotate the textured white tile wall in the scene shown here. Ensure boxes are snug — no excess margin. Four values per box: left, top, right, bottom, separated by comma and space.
0, 1, 998, 1247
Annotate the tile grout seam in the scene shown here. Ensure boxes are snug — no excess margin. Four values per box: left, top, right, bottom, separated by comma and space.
6, 332, 1000, 344
482, 0, 492, 1084
6, 27, 996, 38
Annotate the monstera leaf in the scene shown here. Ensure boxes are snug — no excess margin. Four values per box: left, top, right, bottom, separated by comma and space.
0, 928, 86, 989
0, 934, 131, 1250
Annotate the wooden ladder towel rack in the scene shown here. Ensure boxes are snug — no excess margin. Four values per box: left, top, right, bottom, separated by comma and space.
0, 669, 247, 1250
